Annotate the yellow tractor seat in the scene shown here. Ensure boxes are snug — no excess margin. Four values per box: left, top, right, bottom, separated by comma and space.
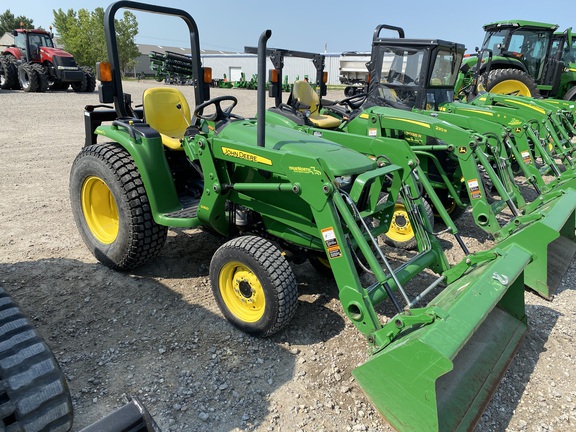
292, 80, 341, 129
142, 87, 192, 150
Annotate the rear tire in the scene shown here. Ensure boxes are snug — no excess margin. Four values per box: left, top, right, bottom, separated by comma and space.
483, 68, 540, 98
18, 63, 40, 92
0, 55, 18, 90
69, 143, 168, 270
210, 236, 298, 337
563, 86, 576, 101
0, 285, 73, 432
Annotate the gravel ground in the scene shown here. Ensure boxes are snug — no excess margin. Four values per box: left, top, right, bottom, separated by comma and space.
0, 81, 575, 432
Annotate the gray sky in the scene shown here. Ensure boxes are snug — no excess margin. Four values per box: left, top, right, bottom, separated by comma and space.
6, 0, 573, 54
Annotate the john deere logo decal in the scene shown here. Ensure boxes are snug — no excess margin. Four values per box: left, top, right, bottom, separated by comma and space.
458, 147, 467, 154
289, 166, 322, 175
222, 147, 272, 165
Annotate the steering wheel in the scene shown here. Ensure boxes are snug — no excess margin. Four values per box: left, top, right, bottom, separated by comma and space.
337, 93, 368, 110
193, 95, 238, 122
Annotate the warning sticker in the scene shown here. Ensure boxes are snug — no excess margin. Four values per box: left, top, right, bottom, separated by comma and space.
328, 246, 342, 259
321, 228, 339, 248
521, 151, 532, 164
368, 128, 378, 137
468, 178, 482, 199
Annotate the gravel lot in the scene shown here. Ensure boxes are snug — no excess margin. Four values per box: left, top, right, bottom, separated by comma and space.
0, 81, 575, 432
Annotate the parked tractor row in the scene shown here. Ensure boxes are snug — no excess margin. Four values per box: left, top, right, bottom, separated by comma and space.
54, 1, 576, 432
0, 27, 95, 92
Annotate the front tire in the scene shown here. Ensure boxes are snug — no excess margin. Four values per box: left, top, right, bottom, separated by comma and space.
30, 63, 48, 92
483, 68, 540, 97
383, 199, 434, 250
81, 66, 96, 92
210, 236, 298, 337
69, 143, 168, 270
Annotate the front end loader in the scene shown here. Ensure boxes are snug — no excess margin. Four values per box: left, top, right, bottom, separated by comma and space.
252, 34, 576, 300
70, 2, 535, 430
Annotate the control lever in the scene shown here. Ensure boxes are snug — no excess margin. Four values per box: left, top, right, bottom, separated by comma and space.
177, 103, 200, 138
176, 103, 192, 127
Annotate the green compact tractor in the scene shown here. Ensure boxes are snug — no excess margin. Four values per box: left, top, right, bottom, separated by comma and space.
70, 2, 537, 431
251, 26, 576, 299
458, 20, 576, 100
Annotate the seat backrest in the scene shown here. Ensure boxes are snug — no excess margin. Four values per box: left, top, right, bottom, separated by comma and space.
292, 80, 320, 116
143, 87, 191, 149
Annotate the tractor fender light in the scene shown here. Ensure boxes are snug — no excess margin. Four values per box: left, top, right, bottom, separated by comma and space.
97, 62, 113, 82
269, 69, 279, 83
203, 67, 212, 84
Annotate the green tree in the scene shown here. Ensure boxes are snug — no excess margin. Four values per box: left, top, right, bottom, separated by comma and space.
52, 7, 139, 74
0, 9, 34, 34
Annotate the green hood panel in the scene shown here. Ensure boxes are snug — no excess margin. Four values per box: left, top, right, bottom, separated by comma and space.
216, 120, 377, 176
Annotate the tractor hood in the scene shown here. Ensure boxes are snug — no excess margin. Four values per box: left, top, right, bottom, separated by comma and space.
39, 46, 75, 63
216, 120, 377, 176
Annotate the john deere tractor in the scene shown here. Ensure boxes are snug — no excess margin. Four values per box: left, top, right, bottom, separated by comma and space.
459, 20, 576, 100
69, 2, 539, 431
0, 27, 95, 92
252, 24, 576, 300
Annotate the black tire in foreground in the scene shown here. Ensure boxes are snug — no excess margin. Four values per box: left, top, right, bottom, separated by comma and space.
483, 68, 541, 98
70, 143, 168, 270
0, 286, 73, 432
210, 236, 298, 337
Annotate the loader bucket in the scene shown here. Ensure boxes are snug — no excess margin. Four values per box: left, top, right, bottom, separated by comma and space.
498, 189, 576, 299
353, 243, 531, 432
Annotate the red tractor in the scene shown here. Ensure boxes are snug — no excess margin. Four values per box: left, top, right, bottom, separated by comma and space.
0, 27, 95, 92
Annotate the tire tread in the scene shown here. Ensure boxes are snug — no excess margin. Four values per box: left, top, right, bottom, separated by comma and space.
0, 286, 72, 432
70, 143, 168, 270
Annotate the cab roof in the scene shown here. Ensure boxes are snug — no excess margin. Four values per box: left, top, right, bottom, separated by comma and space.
483, 20, 558, 32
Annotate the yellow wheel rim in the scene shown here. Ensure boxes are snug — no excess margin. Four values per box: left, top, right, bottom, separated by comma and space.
444, 198, 457, 214
81, 176, 119, 244
490, 80, 532, 97
219, 262, 265, 323
386, 204, 414, 242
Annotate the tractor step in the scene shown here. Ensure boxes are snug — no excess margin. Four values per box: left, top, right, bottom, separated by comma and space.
164, 196, 200, 219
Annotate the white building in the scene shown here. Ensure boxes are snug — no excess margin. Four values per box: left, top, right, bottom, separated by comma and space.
134, 43, 341, 85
